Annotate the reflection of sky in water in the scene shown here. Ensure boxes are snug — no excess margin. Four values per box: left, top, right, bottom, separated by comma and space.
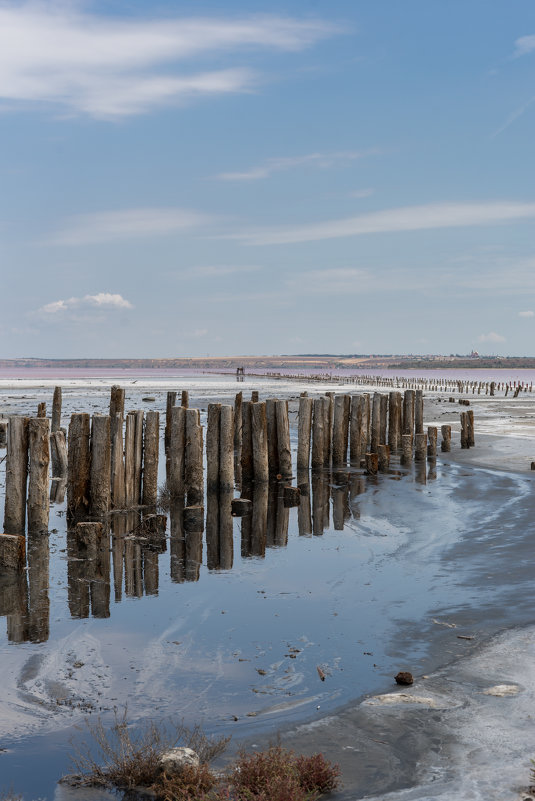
1, 377, 535, 798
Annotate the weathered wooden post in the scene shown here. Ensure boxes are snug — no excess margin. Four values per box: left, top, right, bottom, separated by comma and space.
427, 426, 438, 460
0, 419, 7, 448
0, 534, 26, 571
332, 395, 346, 467
133, 410, 144, 504
349, 395, 362, 464
167, 406, 186, 499
251, 390, 259, 403
265, 398, 279, 476
251, 402, 269, 483
324, 392, 334, 466
50, 430, 68, 478
297, 472, 312, 536
241, 401, 254, 483
403, 390, 415, 437
181, 390, 189, 408
388, 391, 402, 452
37, 402, 46, 418
440, 424, 451, 452
220, 405, 234, 490
27, 418, 50, 534
51, 386, 62, 433
415, 390, 424, 435
275, 400, 292, 478
365, 452, 378, 475
234, 391, 242, 461
124, 412, 136, 507
110, 386, 125, 508
401, 433, 413, 465
89, 415, 111, 517
377, 443, 390, 472
67, 413, 91, 521
460, 412, 469, 449
142, 410, 159, 506
380, 394, 388, 447
165, 391, 177, 451
370, 393, 381, 453
467, 409, 475, 447
297, 396, 313, 470
414, 432, 427, 461
311, 397, 325, 469
206, 403, 221, 493
185, 409, 203, 506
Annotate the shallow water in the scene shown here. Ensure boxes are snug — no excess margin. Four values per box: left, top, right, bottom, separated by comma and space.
1, 373, 534, 799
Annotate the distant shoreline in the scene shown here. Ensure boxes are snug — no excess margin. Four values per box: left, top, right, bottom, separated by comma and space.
2, 356, 535, 370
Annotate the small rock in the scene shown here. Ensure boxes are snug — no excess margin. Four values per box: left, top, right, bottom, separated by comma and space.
395, 671, 414, 686
158, 747, 200, 776
482, 684, 519, 697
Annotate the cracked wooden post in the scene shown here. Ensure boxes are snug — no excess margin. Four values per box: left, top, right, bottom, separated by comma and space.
142, 410, 159, 506
467, 409, 475, 447
460, 412, 469, 449
324, 392, 334, 466
440, 424, 451, 452
414, 432, 427, 462
51, 386, 62, 433
403, 389, 415, 438
349, 394, 362, 465
332, 395, 346, 467
311, 397, 325, 470
124, 412, 136, 507
380, 394, 388, 448
427, 426, 438, 460
388, 391, 402, 452
297, 396, 313, 471
234, 391, 242, 477
251, 402, 269, 483
133, 410, 144, 505
27, 418, 50, 534
371, 393, 381, 453
266, 398, 279, 477
185, 409, 203, 506
365, 452, 378, 475
275, 399, 292, 479
206, 403, 221, 493
241, 401, 254, 484
37, 402, 46, 418
50, 429, 68, 478
90, 415, 111, 518
401, 433, 412, 465
377, 443, 390, 472
110, 386, 125, 509
219, 405, 234, 491
165, 391, 177, 452
67, 413, 90, 522
168, 405, 186, 499
415, 389, 424, 435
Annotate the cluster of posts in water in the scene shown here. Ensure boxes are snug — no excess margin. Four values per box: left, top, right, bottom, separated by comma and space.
243, 372, 531, 397
0, 384, 474, 641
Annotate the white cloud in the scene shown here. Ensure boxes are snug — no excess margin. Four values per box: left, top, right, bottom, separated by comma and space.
0, 5, 338, 118
189, 265, 261, 277
49, 208, 210, 245
229, 201, 535, 246
492, 95, 535, 138
349, 188, 374, 199
216, 150, 379, 181
478, 332, 506, 343
38, 293, 133, 315
513, 35, 535, 58
518, 310, 534, 317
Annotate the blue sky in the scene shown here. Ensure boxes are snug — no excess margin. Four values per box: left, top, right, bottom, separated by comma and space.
1, 0, 535, 358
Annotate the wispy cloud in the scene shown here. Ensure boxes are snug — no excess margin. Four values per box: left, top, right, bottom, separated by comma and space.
216, 150, 379, 181
0, 4, 339, 118
38, 293, 133, 316
349, 188, 374, 199
512, 35, 535, 58
49, 208, 211, 246
518, 310, 534, 317
229, 201, 535, 246
491, 95, 535, 138
188, 265, 261, 277
478, 332, 506, 343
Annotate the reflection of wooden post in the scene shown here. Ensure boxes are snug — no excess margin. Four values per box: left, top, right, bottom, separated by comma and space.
90, 415, 111, 517
275, 400, 292, 478
51, 386, 62, 433
142, 411, 159, 506
219, 489, 234, 569
27, 418, 50, 535
0, 534, 26, 570
297, 471, 312, 536
67, 413, 91, 521
440, 425, 451, 452
168, 406, 186, 499
251, 402, 269, 483
297, 396, 313, 470
251, 484, 268, 556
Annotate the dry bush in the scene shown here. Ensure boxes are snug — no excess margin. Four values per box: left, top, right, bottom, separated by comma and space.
152, 762, 218, 801
228, 744, 340, 801
68, 708, 229, 791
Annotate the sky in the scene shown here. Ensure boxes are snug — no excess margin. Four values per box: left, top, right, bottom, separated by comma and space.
1, 0, 535, 358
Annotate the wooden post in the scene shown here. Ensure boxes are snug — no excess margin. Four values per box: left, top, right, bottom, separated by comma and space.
37, 402, 46, 418
234, 391, 243, 458
51, 386, 62, 433
414, 432, 427, 461
67, 413, 91, 521
0, 534, 26, 571
440, 424, 451, 452
27, 418, 50, 534
401, 433, 412, 465
111, 413, 125, 509
324, 392, 334, 466
403, 390, 415, 437
251, 390, 259, 402
349, 395, 362, 464
168, 406, 186, 503
0, 419, 7, 448
251, 402, 269, 483
388, 391, 402, 452
185, 408, 203, 506
219, 405, 234, 491
181, 390, 189, 408
380, 394, 388, 447
371, 393, 381, 453
460, 412, 469, 449
275, 399, 292, 478
365, 452, 378, 475
124, 412, 136, 506
165, 391, 177, 451
206, 403, 221, 492
362, 394, 371, 454
297, 396, 313, 470
311, 397, 325, 469
142, 411, 159, 506
50, 429, 68, 478
266, 398, 279, 476
467, 409, 475, 447
241, 401, 254, 483
90, 415, 111, 517
332, 395, 346, 467
427, 426, 438, 460
377, 443, 390, 472
133, 411, 144, 504
415, 389, 424, 435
